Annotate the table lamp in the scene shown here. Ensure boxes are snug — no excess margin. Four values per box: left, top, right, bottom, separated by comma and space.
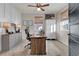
2, 22, 10, 33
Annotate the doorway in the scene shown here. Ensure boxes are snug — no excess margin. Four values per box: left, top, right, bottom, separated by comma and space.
45, 19, 56, 40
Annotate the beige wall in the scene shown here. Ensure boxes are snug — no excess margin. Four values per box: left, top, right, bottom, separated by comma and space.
56, 6, 69, 46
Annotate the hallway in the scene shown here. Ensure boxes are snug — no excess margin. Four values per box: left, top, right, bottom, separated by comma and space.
0, 40, 68, 56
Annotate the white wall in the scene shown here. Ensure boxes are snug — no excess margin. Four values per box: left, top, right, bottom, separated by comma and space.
0, 4, 22, 24
22, 14, 45, 40
0, 4, 22, 51
22, 14, 34, 40
56, 6, 69, 46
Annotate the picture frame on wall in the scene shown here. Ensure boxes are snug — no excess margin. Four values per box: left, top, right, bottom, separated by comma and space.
23, 20, 33, 26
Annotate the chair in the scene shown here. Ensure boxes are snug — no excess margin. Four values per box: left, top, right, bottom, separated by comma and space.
24, 29, 31, 49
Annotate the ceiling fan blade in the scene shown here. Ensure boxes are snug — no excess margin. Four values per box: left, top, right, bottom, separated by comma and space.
40, 7, 45, 11
41, 4, 49, 7
36, 3, 41, 7
28, 5, 36, 7
37, 3, 39, 7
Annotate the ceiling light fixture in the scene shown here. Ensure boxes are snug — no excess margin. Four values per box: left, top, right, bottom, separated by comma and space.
37, 7, 41, 11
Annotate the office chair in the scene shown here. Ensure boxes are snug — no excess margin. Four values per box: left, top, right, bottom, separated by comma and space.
24, 29, 31, 49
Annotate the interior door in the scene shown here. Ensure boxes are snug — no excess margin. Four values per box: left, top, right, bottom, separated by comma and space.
69, 3, 79, 56
45, 19, 56, 39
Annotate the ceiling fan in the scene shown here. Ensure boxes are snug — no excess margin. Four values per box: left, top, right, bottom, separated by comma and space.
28, 3, 49, 11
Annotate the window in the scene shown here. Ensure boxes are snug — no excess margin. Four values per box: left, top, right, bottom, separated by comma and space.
51, 25, 53, 33
60, 19, 69, 31
51, 24, 56, 33
54, 24, 56, 32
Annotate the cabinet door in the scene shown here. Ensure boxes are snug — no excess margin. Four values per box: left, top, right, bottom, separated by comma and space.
1, 35, 9, 51
69, 3, 79, 56
9, 34, 16, 49
9, 34, 14, 49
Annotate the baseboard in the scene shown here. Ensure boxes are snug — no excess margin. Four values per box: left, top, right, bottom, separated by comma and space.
46, 39, 56, 40
57, 40, 68, 47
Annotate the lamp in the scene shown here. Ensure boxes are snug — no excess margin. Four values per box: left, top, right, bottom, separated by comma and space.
37, 7, 41, 11
2, 22, 10, 33
3, 22, 10, 28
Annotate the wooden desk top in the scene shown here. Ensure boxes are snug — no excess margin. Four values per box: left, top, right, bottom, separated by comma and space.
30, 36, 46, 39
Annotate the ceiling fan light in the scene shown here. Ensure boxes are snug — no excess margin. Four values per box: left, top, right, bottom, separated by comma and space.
37, 8, 41, 11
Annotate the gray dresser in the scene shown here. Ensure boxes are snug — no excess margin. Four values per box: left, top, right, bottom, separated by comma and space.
1, 33, 22, 51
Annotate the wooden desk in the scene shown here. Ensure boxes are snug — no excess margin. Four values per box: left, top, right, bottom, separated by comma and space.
31, 36, 46, 55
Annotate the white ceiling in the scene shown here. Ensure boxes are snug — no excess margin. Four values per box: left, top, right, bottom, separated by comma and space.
13, 3, 68, 14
